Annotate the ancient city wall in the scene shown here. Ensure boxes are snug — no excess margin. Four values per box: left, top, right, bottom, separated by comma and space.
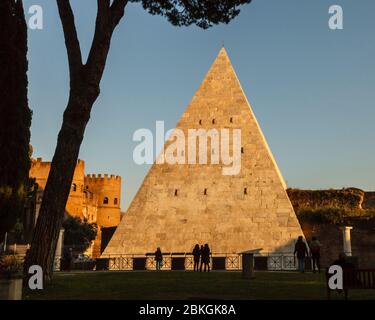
288, 188, 375, 267
300, 221, 375, 268
30, 158, 86, 219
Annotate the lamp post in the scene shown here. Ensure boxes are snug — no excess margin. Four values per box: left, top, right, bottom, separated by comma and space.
3, 232, 7, 253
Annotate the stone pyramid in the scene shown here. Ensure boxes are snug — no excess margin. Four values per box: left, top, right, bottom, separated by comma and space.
103, 48, 304, 256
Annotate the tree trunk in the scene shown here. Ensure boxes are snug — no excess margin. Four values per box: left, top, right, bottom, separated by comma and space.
25, 95, 95, 279
0, 0, 32, 243
24, 0, 128, 282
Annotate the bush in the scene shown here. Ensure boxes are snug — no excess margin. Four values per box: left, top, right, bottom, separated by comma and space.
0, 255, 22, 279
287, 188, 365, 210
62, 216, 97, 253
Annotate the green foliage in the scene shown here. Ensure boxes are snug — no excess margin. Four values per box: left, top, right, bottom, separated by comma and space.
62, 216, 97, 253
131, 0, 252, 29
11, 219, 24, 243
287, 188, 365, 210
0, 255, 23, 279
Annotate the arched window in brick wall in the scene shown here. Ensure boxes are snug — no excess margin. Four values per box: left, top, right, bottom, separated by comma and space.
103, 197, 109, 204
114, 198, 118, 205
72, 184, 77, 192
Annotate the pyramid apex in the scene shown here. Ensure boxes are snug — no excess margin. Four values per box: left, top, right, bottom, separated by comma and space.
217, 46, 230, 59
203, 46, 235, 81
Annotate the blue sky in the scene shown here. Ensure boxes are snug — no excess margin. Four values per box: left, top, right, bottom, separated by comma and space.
25, 0, 375, 210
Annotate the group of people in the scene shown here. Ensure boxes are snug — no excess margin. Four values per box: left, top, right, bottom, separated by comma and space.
192, 244, 211, 272
155, 236, 342, 274
294, 235, 322, 273
154, 244, 212, 272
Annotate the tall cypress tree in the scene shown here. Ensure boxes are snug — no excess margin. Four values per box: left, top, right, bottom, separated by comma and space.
0, 0, 32, 243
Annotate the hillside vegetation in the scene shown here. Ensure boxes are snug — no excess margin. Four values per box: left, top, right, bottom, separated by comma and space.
287, 188, 375, 228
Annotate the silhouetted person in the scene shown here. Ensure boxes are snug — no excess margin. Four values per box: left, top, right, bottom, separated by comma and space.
332, 252, 355, 271
330, 252, 356, 299
192, 244, 201, 272
202, 244, 211, 272
155, 247, 163, 271
63, 247, 73, 271
294, 236, 308, 273
199, 245, 204, 272
310, 236, 322, 273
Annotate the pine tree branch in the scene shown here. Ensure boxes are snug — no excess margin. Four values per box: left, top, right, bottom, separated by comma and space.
57, 0, 83, 85
110, 0, 129, 30
84, 0, 128, 93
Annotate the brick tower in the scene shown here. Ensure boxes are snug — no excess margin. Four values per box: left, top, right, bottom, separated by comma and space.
30, 158, 86, 219
85, 174, 121, 257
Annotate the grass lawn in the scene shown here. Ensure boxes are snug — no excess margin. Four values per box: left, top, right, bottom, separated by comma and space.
24, 271, 375, 300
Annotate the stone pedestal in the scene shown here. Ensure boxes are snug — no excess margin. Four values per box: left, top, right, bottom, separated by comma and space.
341, 226, 353, 256
241, 249, 262, 279
0, 278, 23, 300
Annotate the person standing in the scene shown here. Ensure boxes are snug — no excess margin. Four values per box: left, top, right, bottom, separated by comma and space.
202, 244, 211, 272
62, 247, 74, 271
199, 245, 204, 272
155, 247, 163, 271
192, 244, 201, 272
310, 237, 322, 273
294, 236, 308, 273
330, 252, 356, 300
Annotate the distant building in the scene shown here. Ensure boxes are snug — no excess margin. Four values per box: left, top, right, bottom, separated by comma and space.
29, 158, 122, 257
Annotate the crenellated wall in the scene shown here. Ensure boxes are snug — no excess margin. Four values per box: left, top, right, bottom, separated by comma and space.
84, 174, 121, 258
85, 174, 121, 228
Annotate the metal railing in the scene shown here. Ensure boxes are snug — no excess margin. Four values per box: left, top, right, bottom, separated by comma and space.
100, 252, 304, 271
2, 252, 308, 272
